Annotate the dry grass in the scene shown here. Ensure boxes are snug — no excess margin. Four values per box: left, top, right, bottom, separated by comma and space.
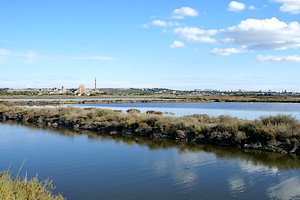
0, 169, 65, 200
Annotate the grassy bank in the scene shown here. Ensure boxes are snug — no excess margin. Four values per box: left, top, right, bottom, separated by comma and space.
0, 105, 299, 155
0, 169, 65, 200
1, 94, 300, 106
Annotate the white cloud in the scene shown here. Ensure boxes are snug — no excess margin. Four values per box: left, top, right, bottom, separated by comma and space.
211, 47, 244, 56
170, 41, 185, 48
0, 48, 37, 58
223, 17, 300, 50
174, 27, 217, 43
248, 5, 256, 10
173, 17, 300, 54
272, 0, 300, 14
143, 20, 180, 28
152, 20, 168, 27
142, 24, 149, 28
172, 7, 198, 19
0, 48, 12, 56
21, 51, 38, 59
0, 48, 116, 61
256, 55, 300, 63
220, 38, 235, 44
228, 1, 246, 12
66, 56, 117, 61
151, 20, 179, 27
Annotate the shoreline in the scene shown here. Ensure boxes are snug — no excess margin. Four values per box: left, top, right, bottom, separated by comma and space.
0, 105, 299, 156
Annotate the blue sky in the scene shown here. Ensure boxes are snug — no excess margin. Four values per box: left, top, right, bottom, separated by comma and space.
1, 0, 300, 91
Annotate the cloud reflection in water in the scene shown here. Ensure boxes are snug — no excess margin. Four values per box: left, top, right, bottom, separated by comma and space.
267, 177, 300, 200
228, 177, 245, 197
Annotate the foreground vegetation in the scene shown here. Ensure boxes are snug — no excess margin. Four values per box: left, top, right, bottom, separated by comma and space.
0, 105, 299, 155
0, 169, 65, 200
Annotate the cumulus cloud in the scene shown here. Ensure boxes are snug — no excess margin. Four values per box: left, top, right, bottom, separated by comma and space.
172, 17, 300, 55
211, 47, 244, 56
228, 1, 246, 12
272, 0, 300, 14
173, 27, 217, 43
170, 41, 185, 48
223, 17, 300, 50
256, 55, 300, 63
172, 7, 198, 19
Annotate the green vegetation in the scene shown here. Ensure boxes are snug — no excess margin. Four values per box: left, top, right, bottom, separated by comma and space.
0, 90, 39, 96
1, 88, 300, 104
0, 169, 65, 200
0, 105, 299, 155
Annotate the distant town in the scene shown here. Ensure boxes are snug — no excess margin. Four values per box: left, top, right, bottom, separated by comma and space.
1, 87, 300, 97
1, 78, 300, 97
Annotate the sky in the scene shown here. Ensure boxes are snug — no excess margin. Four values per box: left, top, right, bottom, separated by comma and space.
1, 0, 300, 91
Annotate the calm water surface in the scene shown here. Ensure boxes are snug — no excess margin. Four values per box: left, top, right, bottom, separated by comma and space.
73, 102, 300, 119
0, 122, 300, 200
0, 97, 177, 101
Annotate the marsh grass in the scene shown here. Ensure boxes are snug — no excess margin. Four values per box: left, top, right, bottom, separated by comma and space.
0, 169, 65, 200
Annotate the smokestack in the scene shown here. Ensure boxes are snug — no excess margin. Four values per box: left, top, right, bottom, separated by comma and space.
94, 78, 97, 91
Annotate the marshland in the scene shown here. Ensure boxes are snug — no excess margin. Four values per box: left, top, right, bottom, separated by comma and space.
1, 105, 299, 155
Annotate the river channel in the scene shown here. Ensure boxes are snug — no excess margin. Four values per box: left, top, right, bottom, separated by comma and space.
0, 122, 299, 200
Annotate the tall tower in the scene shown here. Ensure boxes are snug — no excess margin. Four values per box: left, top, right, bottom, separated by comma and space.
94, 78, 97, 91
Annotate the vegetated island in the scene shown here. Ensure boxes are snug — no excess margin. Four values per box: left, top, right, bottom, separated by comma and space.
1, 105, 299, 156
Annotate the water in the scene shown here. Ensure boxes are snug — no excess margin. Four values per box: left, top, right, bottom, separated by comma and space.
0, 97, 178, 101
72, 102, 300, 120
0, 122, 300, 200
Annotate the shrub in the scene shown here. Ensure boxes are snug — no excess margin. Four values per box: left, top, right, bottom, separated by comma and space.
126, 109, 141, 114
260, 115, 298, 126
213, 123, 238, 135
240, 122, 262, 141
146, 110, 163, 115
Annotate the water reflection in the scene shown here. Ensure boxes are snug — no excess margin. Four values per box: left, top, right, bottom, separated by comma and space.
173, 152, 216, 189
228, 177, 245, 197
240, 160, 279, 175
1, 121, 300, 199
267, 177, 300, 200
3, 121, 300, 172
